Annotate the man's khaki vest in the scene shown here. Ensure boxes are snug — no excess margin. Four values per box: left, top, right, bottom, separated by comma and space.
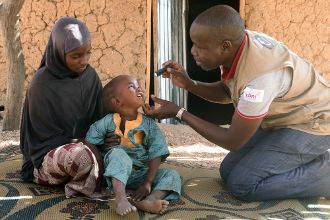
231, 30, 330, 135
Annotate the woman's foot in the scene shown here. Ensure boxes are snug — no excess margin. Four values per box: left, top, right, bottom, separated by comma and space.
135, 199, 169, 214
116, 198, 137, 216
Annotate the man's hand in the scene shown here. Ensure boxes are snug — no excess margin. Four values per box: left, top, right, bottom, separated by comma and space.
161, 60, 195, 90
143, 95, 180, 120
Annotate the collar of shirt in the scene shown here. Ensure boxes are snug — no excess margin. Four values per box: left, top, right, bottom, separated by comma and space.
221, 32, 247, 83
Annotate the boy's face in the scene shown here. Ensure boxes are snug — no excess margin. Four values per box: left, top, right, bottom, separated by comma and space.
116, 76, 145, 110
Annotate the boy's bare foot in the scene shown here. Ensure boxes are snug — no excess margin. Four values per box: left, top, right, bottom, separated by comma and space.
116, 198, 137, 216
135, 199, 169, 214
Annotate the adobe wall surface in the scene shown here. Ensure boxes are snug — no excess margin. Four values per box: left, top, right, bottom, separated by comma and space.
245, 0, 330, 80
0, 0, 147, 104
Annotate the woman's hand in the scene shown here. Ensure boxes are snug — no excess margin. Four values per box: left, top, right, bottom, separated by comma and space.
143, 95, 180, 120
131, 181, 152, 201
102, 132, 121, 151
161, 60, 194, 90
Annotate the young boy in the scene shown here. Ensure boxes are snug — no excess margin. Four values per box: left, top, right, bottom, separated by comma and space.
85, 75, 181, 216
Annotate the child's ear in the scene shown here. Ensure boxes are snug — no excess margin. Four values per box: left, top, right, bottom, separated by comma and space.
111, 97, 121, 108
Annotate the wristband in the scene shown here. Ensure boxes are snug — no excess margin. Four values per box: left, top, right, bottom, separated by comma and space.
192, 80, 198, 86
176, 107, 186, 120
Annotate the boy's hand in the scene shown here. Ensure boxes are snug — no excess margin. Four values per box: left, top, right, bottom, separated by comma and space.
131, 182, 152, 201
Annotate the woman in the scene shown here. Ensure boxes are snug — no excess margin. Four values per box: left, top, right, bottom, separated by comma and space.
20, 17, 105, 198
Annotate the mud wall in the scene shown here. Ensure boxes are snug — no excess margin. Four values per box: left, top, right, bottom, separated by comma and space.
244, 0, 330, 79
0, 0, 147, 104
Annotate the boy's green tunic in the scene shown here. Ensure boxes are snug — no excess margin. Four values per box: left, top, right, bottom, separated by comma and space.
86, 113, 181, 200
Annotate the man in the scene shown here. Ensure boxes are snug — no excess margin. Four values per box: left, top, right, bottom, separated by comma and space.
143, 5, 330, 201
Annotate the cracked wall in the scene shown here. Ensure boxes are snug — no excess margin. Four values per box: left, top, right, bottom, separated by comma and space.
0, 0, 147, 104
244, 0, 330, 79
0, 0, 329, 105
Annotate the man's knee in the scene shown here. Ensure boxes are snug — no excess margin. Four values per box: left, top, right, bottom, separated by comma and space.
226, 174, 256, 201
219, 159, 232, 183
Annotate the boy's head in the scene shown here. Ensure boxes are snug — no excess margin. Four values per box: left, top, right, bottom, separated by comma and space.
102, 75, 144, 114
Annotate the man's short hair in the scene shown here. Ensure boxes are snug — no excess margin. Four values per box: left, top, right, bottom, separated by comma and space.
194, 5, 245, 41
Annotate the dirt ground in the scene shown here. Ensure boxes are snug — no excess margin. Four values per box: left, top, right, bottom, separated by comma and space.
0, 122, 228, 169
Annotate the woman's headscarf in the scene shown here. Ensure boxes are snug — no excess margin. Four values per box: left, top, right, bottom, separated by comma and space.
39, 16, 91, 78
20, 17, 103, 181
